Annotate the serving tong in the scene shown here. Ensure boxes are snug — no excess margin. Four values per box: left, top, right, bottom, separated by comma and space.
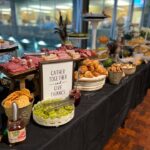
42, 98, 74, 112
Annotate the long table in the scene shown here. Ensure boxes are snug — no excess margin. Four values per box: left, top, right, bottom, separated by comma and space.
1, 63, 150, 150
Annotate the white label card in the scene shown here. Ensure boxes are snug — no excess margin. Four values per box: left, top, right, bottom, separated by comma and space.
41, 61, 73, 100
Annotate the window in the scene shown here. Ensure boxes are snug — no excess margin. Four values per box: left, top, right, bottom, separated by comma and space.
14, 0, 73, 52
132, 0, 144, 24
0, 0, 12, 39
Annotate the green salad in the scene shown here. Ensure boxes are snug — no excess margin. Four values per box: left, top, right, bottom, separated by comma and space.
33, 99, 74, 120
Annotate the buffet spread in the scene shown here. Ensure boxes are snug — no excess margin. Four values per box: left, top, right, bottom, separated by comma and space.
0, 32, 150, 148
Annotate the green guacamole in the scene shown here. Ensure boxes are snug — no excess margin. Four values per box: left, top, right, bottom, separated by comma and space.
33, 99, 74, 120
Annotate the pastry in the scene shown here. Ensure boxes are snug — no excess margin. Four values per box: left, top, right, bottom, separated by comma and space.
84, 71, 94, 78
79, 65, 88, 74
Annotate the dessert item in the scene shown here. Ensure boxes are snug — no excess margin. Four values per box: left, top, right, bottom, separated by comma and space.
79, 65, 88, 74
74, 59, 108, 80
74, 59, 107, 91
33, 99, 75, 126
108, 63, 123, 73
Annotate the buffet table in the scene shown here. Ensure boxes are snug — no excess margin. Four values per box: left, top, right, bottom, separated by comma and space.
0, 63, 150, 150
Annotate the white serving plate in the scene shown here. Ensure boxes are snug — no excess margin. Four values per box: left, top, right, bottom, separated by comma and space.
75, 84, 104, 91
78, 75, 106, 82
33, 111, 74, 127
75, 80, 105, 87
32, 100, 75, 127
74, 75, 106, 91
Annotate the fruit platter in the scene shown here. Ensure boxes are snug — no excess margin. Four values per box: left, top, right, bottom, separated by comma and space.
74, 59, 108, 91
32, 98, 75, 127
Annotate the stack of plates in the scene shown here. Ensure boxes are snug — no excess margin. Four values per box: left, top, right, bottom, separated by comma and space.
74, 75, 106, 91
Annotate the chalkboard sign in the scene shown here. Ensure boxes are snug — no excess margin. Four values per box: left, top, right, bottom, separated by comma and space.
40, 60, 74, 100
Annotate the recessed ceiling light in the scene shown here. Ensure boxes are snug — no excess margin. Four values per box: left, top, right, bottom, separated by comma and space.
38, 41, 47, 46
55, 43, 62, 47
8, 37, 16, 42
21, 39, 30, 44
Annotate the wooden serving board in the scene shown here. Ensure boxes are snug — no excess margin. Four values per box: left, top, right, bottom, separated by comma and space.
0, 66, 37, 79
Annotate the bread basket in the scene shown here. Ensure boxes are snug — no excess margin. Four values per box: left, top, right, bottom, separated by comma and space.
122, 66, 136, 75
108, 71, 123, 85
2, 99, 34, 126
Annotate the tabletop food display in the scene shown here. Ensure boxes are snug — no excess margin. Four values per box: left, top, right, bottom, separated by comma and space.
0, 32, 150, 149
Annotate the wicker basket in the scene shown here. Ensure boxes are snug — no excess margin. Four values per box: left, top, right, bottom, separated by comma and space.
108, 71, 123, 85
2, 99, 34, 126
122, 67, 136, 75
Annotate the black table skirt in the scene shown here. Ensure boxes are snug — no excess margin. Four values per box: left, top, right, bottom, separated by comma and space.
1, 63, 150, 150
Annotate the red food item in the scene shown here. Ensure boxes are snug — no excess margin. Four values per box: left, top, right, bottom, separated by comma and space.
0, 62, 27, 73
57, 53, 72, 60
91, 50, 97, 56
11, 57, 22, 63
86, 50, 92, 57
48, 50, 57, 55
25, 56, 43, 67
80, 53, 88, 58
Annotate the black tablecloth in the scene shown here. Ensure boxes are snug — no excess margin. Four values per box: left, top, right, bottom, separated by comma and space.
1, 63, 150, 150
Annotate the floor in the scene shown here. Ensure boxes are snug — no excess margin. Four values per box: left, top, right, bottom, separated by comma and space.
103, 89, 150, 150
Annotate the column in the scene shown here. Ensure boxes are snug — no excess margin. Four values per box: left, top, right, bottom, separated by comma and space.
110, 0, 118, 39
10, 0, 18, 37
72, 0, 89, 48
126, 0, 134, 31
72, 0, 83, 33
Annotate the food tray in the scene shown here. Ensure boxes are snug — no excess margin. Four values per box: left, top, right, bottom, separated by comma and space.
0, 66, 37, 78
